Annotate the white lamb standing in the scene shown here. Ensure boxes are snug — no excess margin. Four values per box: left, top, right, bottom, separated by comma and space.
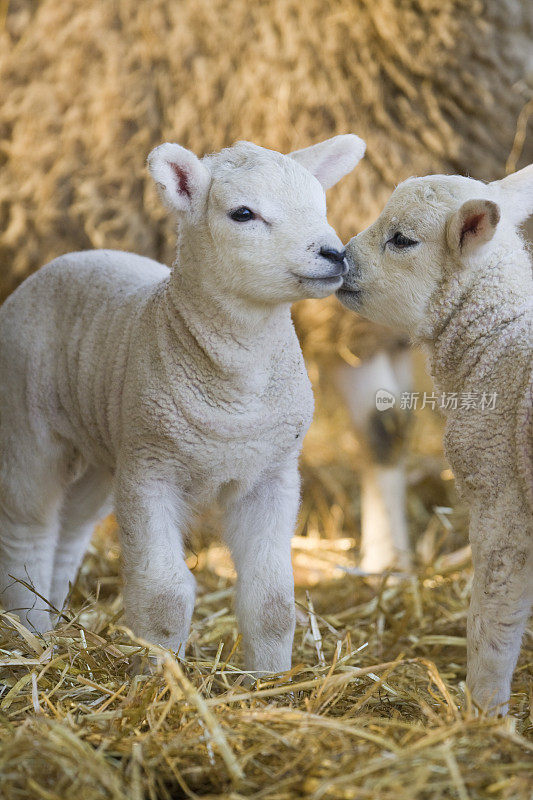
338, 166, 533, 715
0, 135, 365, 675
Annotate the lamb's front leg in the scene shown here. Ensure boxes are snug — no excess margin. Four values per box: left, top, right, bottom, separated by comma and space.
222, 462, 300, 676
467, 501, 533, 715
115, 464, 196, 656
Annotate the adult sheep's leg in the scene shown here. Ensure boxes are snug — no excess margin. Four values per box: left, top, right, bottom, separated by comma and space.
115, 464, 196, 657
467, 503, 533, 715
50, 465, 113, 615
333, 348, 412, 572
222, 461, 300, 675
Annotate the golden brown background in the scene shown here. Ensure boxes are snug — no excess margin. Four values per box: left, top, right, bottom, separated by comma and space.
1, 0, 532, 297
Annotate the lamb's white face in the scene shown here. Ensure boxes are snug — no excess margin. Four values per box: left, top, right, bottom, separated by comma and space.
148, 136, 366, 304
205, 146, 346, 302
337, 172, 532, 334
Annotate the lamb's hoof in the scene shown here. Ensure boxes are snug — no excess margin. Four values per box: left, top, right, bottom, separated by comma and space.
238, 672, 259, 689
360, 551, 412, 574
128, 652, 159, 677
463, 680, 510, 717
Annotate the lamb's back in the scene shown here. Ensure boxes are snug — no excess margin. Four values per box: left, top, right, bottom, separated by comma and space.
0, 249, 169, 340
35, 248, 169, 299
0, 250, 170, 463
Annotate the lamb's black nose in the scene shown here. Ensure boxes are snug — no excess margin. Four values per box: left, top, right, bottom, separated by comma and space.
320, 246, 345, 265
319, 247, 347, 274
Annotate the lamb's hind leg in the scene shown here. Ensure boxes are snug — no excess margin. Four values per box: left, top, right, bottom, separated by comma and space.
51, 465, 112, 616
0, 450, 65, 634
467, 502, 533, 715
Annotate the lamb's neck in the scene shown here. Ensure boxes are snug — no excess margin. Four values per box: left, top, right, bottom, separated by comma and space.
421, 251, 532, 395
161, 261, 292, 392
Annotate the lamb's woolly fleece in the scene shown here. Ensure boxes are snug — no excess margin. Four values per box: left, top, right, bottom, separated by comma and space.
424, 241, 533, 514
421, 234, 533, 714
0, 249, 313, 480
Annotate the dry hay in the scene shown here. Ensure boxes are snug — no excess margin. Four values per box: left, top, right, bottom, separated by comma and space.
1, 2, 533, 797
1, 0, 532, 360
1, 513, 532, 800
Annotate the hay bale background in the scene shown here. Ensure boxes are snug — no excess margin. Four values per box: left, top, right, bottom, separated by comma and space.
1, 0, 532, 303
0, 1, 532, 797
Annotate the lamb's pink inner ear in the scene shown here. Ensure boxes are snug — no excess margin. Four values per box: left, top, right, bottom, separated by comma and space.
169, 163, 191, 200
451, 199, 500, 255
148, 142, 209, 214
460, 212, 486, 249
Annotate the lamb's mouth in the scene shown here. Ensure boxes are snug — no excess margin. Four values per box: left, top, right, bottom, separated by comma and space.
292, 273, 344, 287
336, 285, 361, 307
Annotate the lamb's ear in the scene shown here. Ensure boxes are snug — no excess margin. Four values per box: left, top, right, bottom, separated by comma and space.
491, 164, 533, 226
148, 143, 210, 214
447, 199, 500, 257
289, 134, 366, 190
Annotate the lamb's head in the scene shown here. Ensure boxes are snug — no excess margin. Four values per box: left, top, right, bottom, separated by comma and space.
148, 136, 365, 303
338, 165, 533, 335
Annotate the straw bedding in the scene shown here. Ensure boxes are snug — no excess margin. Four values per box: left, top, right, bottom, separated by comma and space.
1, 503, 532, 799
0, 1, 532, 797
0, 403, 531, 799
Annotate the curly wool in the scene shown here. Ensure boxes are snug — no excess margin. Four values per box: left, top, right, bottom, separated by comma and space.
424, 241, 532, 509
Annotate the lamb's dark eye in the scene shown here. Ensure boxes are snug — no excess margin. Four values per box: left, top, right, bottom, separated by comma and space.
388, 232, 419, 248
229, 207, 256, 222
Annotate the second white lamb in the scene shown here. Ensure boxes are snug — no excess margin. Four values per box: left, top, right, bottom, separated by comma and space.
338, 166, 532, 714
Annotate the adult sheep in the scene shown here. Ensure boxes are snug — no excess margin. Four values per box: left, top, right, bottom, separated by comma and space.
1, 0, 532, 569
